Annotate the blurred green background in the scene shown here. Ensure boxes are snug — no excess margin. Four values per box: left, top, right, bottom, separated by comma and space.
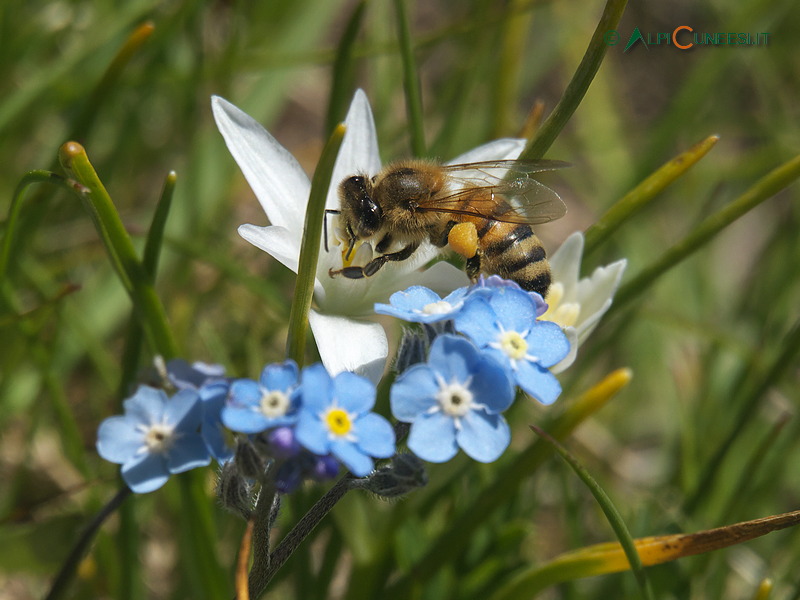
1, 0, 799, 598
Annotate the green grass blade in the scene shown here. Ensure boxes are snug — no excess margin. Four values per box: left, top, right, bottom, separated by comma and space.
610, 154, 800, 315
519, 0, 628, 160
119, 171, 178, 397
393, 0, 426, 157
286, 124, 346, 365
67, 22, 155, 142
583, 135, 720, 256
58, 141, 179, 359
326, 0, 368, 135
523, 426, 654, 600
1, 171, 66, 281
684, 318, 800, 515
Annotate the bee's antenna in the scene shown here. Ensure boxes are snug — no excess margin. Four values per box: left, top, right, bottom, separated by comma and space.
344, 237, 356, 261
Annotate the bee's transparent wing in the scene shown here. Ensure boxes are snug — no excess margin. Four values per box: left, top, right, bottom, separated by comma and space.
417, 159, 568, 224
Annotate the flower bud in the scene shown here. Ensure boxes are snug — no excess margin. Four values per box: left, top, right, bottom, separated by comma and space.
359, 453, 427, 498
216, 461, 253, 519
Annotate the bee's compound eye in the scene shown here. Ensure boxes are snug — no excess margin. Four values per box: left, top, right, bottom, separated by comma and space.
342, 175, 367, 197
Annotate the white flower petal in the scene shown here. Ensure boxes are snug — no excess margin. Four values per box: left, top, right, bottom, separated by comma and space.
576, 259, 627, 324
548, 231, 584, 300
212, 96, 310, 233
238, 224, 301, 273
325, 89, 382, 211
413, 260, 471, 296
309, 310, 388, 382
575, 298, 612, 345
447, 138, 526, 164
550, 326, 578, 374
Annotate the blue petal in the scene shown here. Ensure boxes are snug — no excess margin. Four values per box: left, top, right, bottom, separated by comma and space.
299, 364, 333, 412
407, 412, 459, 463
260, 360, 299, 391
390, 364, 439, 421
229, 379, 262, 408
121, 452, 170, 494
524, 321, 571, 367
221, 405, 269, 433
453, 297, 499, 347
202, 418, 234, 463
354, 413, 395, 458
124, 386, 168, 426
389, 286, 441, 312
469, 355, 515, 414
427, 334, 478, 383
199, 381, 229, 403
515, 361, 562, 405
457, 410, 510, 462
331, 439, 374, 477
167, 359, 226, 389
295, 410, 330, 455
166, 389, 203, 432
332, 371, 375, 414
487, 288, 538, 332
96, 416, 143, 464
167, 434, 211, 473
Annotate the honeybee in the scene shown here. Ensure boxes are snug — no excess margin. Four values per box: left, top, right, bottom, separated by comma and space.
327, 158, 568, 298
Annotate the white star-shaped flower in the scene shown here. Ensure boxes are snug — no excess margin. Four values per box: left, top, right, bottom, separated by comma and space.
541, 231, 627, 373
212, 90, 527, 381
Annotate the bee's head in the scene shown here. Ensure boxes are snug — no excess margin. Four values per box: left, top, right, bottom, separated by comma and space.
338, 175, 382, 239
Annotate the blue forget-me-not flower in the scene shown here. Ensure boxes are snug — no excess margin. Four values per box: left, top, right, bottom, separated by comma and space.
390, 334, 515, 463
454, 286, 570, 405
222, 360, 300, 434
96, 386, 211, 493
295, 364, 395, 477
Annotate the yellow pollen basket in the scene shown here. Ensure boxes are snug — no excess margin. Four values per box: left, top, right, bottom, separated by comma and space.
325, 408, 353, 436
499, 331, 528, 360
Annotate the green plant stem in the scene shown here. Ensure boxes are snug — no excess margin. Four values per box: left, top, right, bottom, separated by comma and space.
285, 124, 346, 365
44, 486, 132, 600
519, 0, 628, 160
583, 135, 720, 256
393, 0, 426, 157
119, 171, 177, 397
245, 483, 279, 599
258, 475, 356, 597
326, 0, 368, 134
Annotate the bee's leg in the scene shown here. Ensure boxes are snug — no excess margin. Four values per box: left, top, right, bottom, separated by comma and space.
465, 253, 481, 281
432, 221, 457, 248
329, 242, 420, 279
375, 233, 393, 254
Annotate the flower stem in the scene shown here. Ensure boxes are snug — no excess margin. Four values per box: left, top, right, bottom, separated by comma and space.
44, 486, 132, 600
254, 476, 356, 598
393, 0, 426, 157
518, 0, 628, 160
285, 124, 346, 365
244, 482, 278, 598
